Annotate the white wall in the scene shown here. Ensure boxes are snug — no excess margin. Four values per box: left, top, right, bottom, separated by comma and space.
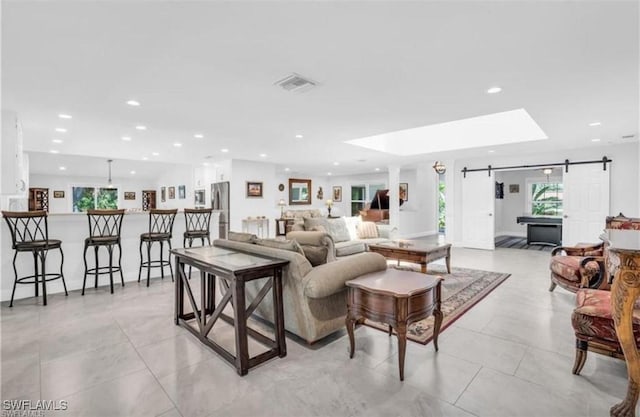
452, 142, 639, 244
30, 174, 157, 213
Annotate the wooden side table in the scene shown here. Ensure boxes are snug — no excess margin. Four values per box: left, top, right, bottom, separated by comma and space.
345, 269, 443, 381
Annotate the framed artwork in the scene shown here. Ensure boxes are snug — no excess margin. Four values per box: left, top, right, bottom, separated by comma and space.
246, 181, 263, 198
509, 184, 520, 193
53, 190, 65, 198
332, 186, 342, 202
124, 191, 135, 200
178, 185, 186, 199
399, 183, 408, 202
168, 186, 176, 200
194, 189, 205, 206
161, 187, 166, 202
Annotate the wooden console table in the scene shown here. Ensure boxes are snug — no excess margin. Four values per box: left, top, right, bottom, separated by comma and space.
609, 230, 640, 416
345, 269, 443, 381
171, 246, 289, 376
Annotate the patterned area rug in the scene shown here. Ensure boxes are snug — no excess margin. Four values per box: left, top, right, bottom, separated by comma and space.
366, 262, 511, 345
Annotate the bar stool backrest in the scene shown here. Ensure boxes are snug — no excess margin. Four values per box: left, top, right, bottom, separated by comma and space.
149, 209, 178, 235
184, 208, 213, 233
87, 209, 126, 238
1, 211, 49, 249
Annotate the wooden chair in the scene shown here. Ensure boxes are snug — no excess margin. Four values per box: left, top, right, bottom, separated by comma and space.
138, 209, 177, 286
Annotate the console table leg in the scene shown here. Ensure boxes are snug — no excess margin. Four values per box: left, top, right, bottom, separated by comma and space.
396, 323, 407, 381
346, 315, 356, 359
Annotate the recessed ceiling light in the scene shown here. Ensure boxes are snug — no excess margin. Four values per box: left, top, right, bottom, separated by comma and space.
130, 170, 136, 175
591, 138, 601, 142
589, 122, 602, 127
142, 156, 148, 160
203, 162, 210, 166
152, 152, 159, 156
121, 136, 132, 141
126, 100, 140, 106
59, 166, 66, 171
194, 134, 204, 139
295, 134, 303, 139
259, 153, 267, 158
221, 148, 229, 153
284, 167, 290, 172
173, 143, 182, 147
55, 128, 67, 133
488, 150, 495, 153
50, 150, 59, 154
333, 162, 340, 166
52, 139, 63, 144
375, 168, 380, 171
135, 125, 147, 130
58, 114, 72, 119
327, 172, 332, 176
487, 86, 502, 94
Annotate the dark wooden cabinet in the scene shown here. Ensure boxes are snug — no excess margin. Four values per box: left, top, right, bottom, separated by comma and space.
28, 188, 49, 212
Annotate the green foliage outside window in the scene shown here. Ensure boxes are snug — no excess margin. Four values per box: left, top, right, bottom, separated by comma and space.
97, 188, 118, 209
531, 183, 563, 216
438, 181, 446, 232
72, 186, 118, 212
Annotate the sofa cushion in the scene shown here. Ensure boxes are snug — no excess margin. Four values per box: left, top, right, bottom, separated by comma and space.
301, 245, 328, 267
304, 217, 350, 243
343, 216, 361, 240
304, 252, 388, 298
255, 238, 305, 256
357, 221, 379, 239
291, 223, 305, 232
550, 256, 599, 283
228, 231, 257, 243
335, 240, 366, 257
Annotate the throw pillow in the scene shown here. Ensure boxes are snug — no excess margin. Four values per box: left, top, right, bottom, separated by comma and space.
343, 216, 361, 240
254, 238, 305, 256
310, 225, 327, 233
357, 222, 379, 239
327, 217, 351, 243
300, 245, 328, 267
291, 223, 305, 232
228, 231, 258, 243
304, 217, 329, 233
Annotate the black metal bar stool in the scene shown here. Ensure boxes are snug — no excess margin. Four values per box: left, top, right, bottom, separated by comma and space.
183, 208, 213, 278
82, 209, 126, 295
138, 208, 177, 286
2, 210, 67, 307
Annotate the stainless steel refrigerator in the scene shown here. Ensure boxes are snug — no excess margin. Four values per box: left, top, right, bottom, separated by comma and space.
211, 181, 230, 239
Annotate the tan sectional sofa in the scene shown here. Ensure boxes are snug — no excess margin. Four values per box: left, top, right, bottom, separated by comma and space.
213, 234, 387, 343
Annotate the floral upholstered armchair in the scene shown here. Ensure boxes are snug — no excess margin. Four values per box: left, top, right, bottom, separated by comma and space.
548, 241, 607, 293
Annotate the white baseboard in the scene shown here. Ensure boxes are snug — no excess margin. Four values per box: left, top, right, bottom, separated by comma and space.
495, 231, 527, 238
399, 230, 438, 239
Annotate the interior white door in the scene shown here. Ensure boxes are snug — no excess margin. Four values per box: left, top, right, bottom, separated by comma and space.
562, 164, 610, 246
462, 171, 495, 250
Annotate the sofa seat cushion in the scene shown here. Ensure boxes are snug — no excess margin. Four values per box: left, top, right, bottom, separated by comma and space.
304, 252, 387, 298
335, 241, 366, 257
355, 237, 390, 246
549, 256, 599, 283
572, 289, 640, 344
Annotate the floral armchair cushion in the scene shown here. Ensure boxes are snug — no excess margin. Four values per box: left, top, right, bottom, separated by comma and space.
549, 255, 600, 283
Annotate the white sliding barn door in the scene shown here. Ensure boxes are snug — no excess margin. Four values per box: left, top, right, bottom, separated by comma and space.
462, 171, 495, 250
562, 164, 610, 246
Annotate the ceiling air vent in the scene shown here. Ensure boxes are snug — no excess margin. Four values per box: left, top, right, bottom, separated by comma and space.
274, 73, 317, 93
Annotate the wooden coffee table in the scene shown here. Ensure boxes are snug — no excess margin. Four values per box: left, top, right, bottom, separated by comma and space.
345, 269, 443, 381
368, 241, 451, 274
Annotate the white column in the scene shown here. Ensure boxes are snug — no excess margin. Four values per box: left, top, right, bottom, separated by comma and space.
388, 165, 400, 238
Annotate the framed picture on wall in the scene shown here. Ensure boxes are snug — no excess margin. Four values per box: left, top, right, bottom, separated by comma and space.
161, 187, 166, 202
332, 186, 342, 202
53, 190, 65, 198
399, 183, 408, 202
124, 192, 135, 200
194, 189, 205, 206
178, 185, 186, 199
246, 181, 263, 198
168, 186, 176, 199
509, 184, 520, 193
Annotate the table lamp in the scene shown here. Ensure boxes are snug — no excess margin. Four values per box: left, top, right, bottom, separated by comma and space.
278, 199, 286, 218
326, 199, 333, 217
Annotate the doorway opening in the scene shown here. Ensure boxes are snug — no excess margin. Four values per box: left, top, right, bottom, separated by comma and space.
438, 173, 445, 235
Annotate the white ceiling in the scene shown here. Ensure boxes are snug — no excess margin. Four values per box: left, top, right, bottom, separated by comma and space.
3, 1, 638, 176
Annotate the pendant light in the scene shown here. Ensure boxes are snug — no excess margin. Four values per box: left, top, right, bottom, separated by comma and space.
107, 159, 114, 188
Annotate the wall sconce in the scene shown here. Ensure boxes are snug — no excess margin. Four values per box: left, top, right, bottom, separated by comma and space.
278, 198, 286, 218
433, 161, 446, 174
542, 167, 553, 182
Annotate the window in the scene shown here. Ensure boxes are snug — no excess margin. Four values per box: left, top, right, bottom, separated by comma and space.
529, 182, 563, 216
72, 187, 118, 212
350, 183, 385, 216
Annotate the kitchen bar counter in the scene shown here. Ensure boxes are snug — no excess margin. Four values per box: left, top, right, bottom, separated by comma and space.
0, 210, 220, 302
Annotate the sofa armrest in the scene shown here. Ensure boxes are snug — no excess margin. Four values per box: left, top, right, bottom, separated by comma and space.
286, 231, 337, 262
303, 252, 387, 299
376, 224, 398, 239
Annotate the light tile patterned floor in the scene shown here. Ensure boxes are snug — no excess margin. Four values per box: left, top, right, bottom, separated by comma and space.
1, 243, 633, 417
